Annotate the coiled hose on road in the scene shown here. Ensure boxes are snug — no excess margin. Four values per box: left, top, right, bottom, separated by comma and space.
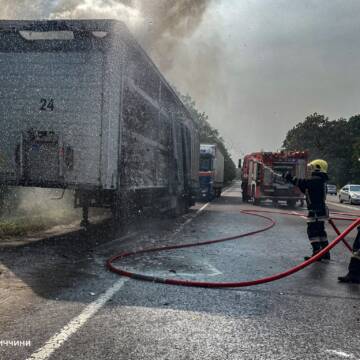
107, 209, 360, 288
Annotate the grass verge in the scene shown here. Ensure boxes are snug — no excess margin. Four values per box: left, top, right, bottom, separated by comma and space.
0, 218, 55, 238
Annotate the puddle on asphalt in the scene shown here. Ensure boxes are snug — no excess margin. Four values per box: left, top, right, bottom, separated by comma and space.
119, 252, 222, 278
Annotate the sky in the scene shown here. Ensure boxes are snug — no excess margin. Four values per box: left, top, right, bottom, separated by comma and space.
1, 0, 360, 159
165, 0, 360, 158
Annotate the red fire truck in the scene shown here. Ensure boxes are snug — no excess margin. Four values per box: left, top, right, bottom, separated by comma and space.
241, 151, 308, 207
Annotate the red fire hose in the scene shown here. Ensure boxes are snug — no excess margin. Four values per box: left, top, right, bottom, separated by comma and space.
107, 209, 360, 288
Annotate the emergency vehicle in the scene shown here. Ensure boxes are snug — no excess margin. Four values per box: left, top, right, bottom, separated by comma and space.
241, 151, 308, 207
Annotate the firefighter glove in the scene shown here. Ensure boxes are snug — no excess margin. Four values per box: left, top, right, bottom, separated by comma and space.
283, 172, 293, 182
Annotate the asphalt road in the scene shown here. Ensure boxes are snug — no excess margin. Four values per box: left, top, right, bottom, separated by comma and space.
1, 182, 360, 360
327, 193, 360, 208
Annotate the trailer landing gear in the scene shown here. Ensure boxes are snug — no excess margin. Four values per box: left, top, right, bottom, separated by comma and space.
80, 205, 90, 229
287, 199, 296, 208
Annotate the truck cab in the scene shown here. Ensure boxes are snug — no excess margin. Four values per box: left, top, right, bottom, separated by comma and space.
199, 144, 224, 201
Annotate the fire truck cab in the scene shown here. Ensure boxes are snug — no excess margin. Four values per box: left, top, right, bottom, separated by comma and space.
241, 151, 308, 207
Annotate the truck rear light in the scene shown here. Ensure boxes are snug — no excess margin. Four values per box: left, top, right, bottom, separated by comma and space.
19, 31, 74, 41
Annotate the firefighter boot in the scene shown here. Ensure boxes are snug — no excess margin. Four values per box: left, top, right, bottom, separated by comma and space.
338, 257, 360, 284
304, 242, 322, 261
319, 241, 330, 261
304, 241, 330, 261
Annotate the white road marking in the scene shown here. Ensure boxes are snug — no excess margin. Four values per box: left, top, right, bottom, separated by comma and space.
26, 196, 216, 360
170, 201, 210, 239
26, 278, 128, 360
325, 349, 358, 359
198, 202, 210, 212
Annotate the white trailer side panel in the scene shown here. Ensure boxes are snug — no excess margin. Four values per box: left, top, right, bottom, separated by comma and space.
0, 51, 105, 187
100, 39, 123, 189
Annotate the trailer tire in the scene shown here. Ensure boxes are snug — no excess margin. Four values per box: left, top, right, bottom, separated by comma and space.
111, 195, 125, 228
287, 200, 296, 208
242, 191, 249, 202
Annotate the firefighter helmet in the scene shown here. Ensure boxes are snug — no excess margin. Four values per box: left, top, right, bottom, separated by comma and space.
308, 159, 328, 173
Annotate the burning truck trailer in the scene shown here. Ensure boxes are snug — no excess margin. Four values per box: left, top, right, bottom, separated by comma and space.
0, 20, 200, 227
241, 151, 308, 207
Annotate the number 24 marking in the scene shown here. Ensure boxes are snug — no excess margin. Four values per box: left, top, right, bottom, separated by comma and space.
40, 98, 54, 111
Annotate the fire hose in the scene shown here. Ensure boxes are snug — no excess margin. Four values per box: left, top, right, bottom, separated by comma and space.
107, 209, 360, 288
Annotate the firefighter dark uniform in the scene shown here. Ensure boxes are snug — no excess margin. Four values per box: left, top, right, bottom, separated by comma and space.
338, 227, 360, 283
283, 159, 330, 261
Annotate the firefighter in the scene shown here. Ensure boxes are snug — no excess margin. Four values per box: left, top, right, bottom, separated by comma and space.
338, 227, 360, 283
283, 159, 330, 261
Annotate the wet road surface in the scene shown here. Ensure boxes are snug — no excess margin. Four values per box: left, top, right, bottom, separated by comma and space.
1, 183, 360, 360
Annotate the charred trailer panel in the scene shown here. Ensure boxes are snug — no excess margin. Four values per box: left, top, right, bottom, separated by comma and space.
0, 20, 199, 225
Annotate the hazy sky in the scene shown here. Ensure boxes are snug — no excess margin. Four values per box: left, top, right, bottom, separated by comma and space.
164, 0, 360, 158
1, 0, 360, 159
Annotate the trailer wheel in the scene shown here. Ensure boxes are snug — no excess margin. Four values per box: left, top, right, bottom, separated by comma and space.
80, 205, 90, 229
111, 192, 129, 228
287, 200, 296, 208
215, 188, 222, 198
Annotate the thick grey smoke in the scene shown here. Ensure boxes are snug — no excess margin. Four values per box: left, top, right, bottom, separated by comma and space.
0, 0, 214, 115
3, 1, 360, 159
0, 0, 213, 225
0, 0, 52, 18
0, 0, 213, 105
0, 0, 211, 70
50, 0, 212, 71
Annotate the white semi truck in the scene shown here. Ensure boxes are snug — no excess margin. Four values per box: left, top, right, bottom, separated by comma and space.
199, 144, 225, 200
0, 20, 200, 226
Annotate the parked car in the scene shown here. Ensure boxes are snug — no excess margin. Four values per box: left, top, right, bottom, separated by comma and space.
339, 184, 360, 204
326, 184, 337, 195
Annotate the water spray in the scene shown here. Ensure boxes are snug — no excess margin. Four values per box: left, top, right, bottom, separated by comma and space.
253, 160, 284, 182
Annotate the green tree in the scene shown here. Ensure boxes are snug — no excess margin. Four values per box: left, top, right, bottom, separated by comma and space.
351, 138, 360, 183
282, 113, 329, 156
179, 93, 236, 183
283, 112, 359, 186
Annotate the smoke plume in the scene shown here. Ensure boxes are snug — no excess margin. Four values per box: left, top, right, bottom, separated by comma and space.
50, 0, 211, 71
0, 0, 213, 96
0, 0, 214, 224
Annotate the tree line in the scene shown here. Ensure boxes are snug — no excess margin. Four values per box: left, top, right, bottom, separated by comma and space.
178, 93, 237, 184
283, 113, 360, 186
